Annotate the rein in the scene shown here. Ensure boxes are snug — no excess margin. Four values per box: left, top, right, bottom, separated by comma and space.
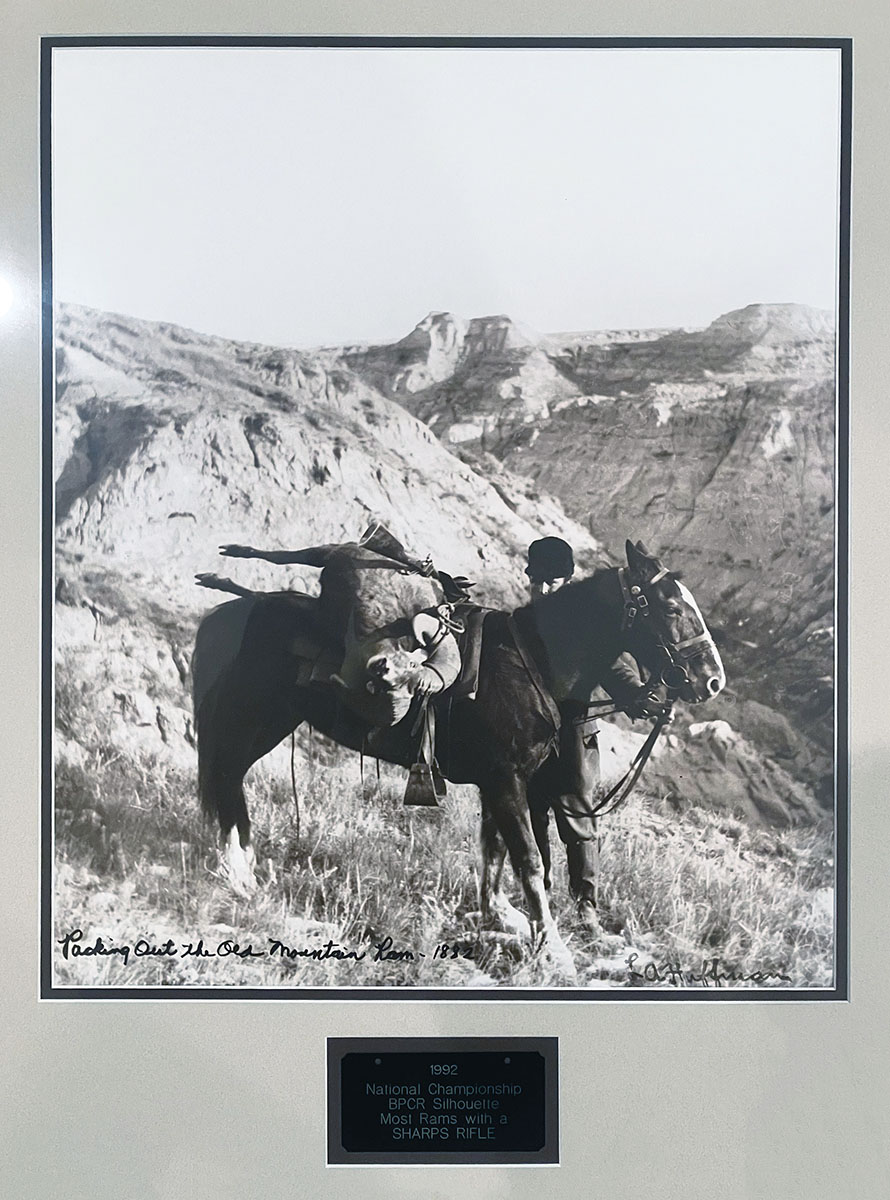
589, 684, 680, 818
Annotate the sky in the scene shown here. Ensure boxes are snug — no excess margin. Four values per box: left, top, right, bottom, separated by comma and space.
51, 45, 842, 347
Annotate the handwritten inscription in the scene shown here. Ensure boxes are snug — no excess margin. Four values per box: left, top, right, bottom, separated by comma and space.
56, 928, 480, 969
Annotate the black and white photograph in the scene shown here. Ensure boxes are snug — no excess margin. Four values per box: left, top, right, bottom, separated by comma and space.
44, 40, 848, 996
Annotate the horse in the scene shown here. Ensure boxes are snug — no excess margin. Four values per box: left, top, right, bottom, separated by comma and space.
192, 539, 725, 975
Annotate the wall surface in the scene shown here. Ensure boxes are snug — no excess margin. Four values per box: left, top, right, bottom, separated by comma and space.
1, 3, 887, 1198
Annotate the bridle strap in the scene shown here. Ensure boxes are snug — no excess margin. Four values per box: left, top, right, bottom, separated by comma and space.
618, 565, 668, 631
618, 567, 642, 631
671, 631, 713, 654
617, 567, 632, 606
619, 567, 714, 662
591, 564, 715, 817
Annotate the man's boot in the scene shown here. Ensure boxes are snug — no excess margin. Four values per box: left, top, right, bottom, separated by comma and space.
565, 839, 602, 933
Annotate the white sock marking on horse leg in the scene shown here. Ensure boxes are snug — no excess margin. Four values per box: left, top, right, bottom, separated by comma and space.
223, 827, 256, 896
526, 874, 576, 979
490, 894, 533, 940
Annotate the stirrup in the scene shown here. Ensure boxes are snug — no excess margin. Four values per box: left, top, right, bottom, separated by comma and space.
404, 762, 439, 806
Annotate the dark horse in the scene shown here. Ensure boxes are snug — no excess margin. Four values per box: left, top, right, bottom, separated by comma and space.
192, 540, 725, 973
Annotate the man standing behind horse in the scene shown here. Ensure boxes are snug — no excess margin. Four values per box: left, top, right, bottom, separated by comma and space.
524, 536, 664, 934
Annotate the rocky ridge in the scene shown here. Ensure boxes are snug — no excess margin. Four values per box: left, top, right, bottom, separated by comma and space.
54, 303, 830, 825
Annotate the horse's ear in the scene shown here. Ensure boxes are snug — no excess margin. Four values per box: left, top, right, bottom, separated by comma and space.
626, 538, 658, 580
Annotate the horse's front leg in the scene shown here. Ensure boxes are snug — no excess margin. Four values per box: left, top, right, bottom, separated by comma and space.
481, 776, 575, 980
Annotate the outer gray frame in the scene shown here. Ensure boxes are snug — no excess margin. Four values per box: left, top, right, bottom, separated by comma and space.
2, 3, 887, 1199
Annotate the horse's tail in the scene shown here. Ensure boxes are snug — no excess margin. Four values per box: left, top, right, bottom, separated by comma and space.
194, 671, 251, 834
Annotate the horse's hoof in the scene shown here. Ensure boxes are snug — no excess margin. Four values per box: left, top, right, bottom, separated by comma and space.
484, 897, 532, 940
220, 862, 257, 898
529, 921, 577, 983
541, 939, 577, 984
220, 834, 257, 897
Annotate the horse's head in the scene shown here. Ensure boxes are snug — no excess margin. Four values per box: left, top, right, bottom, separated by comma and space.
622, 539, 725, 704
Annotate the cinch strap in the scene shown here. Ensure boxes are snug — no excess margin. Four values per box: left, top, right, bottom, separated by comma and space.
507, 613, 562, 737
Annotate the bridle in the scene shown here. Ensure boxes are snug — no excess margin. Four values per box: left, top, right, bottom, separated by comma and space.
584, 563, 720, 818
617, 565, 716, 692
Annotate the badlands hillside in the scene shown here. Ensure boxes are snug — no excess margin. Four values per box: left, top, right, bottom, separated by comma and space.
343, 303, 837, 804
53, 302, 833, 826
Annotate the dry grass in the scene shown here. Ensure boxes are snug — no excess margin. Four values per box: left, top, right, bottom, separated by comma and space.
51, 738, 835, 992
586, 804, 834, 987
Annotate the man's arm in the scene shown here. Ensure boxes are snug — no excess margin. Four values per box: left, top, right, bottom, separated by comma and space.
601, 654, 644, 705
601, 655, 666, 719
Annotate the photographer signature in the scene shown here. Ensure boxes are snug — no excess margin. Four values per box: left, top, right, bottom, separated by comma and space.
625, 951, 791, 987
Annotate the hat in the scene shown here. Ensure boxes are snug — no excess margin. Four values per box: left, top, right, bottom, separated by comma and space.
525, 537, 575, 581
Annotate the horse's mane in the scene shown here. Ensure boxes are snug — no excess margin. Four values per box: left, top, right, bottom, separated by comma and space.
513, 566, 616, 622
515, 562, 684, 620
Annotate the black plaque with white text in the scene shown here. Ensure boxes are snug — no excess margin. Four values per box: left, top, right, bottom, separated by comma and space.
327, 1037, 559, 1165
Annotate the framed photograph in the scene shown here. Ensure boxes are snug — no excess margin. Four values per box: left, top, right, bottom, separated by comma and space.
41, 36, 849, 1001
